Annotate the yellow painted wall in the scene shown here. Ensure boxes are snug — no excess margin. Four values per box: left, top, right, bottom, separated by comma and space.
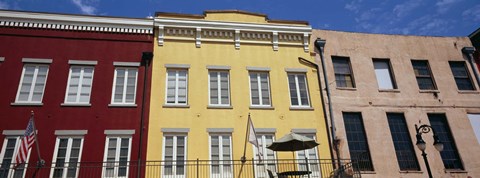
147, 13, 331, 164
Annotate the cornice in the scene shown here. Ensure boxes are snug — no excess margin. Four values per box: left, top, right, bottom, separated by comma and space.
154, 17, 311, 52
0, 10, 153, 34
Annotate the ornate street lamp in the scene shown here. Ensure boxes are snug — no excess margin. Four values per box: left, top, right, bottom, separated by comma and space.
415, 124, 444, 178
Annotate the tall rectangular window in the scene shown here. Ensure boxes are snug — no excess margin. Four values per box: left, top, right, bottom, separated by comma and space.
373, 59, 396, 89
64, 66, 94, 104
103, 137, 131, 178
254, 134, 276, 178
343, 112, 373, 171
428, 114, 463, 170
165, 69, 188, 105
411, 60, 436, 90
51, 137, 83, 178
296, 134, 321, 177
15, 64, 49, 103
249, 72, 271, 106
111, 68, 138, 105
287, 73, 310, 107
163, 135, 186, 177
0, 137, 28, 178
386, 113, 420, 171
332, 56, 355, 88
209, 71, 230, 106
449, 61, 475, 90
210, 134, 232, 177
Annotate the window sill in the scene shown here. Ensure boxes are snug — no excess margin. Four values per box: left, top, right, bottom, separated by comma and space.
108, 104, 137, 108
250, 106, 275, 110
163, 104, 190, 108
289, 106, 314, 110
359, 171, 376, 174
336, 87, 357, 91
61, 103, 91, 107
399, 170, 423, 174
458, 90, 479, 94
207, 105, 233, 109
444, 169, 467, 174
419, 90, 439, 93
11, 102, 43, 106
379, 89, 400, 93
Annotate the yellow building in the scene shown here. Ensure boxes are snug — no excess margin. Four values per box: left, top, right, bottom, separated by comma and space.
147, 10, 332, 178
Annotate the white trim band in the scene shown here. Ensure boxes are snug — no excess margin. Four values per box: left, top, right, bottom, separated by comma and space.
161, 128, 190, 133
165, 64, 190, 69
206, 65, 231, 70
69, 60, 97, 65
113, 62, 141, 67
285, 68, 308, 73
55, 130, 88, 135
22, 58, 52, 64
246, 66, 270, 71
2, 130, 25, 136
104, 130, 135, 135
207, 128, 234, 133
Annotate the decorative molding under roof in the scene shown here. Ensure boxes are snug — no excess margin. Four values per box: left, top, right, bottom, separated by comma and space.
0, 10, 153, 34
155, 15, 311, 52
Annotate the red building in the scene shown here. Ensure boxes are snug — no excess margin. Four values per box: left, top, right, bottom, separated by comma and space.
0, 10, 153, 177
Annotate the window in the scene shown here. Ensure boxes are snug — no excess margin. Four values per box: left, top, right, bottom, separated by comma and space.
51, 137, 83, 178
287, 73, 310, 107
165, 69, 188, 105
0, 137, 29, 178
210, 134, 232, 177
411, 60, 436, 90
103, 137, 131, 178
249, 72, 271, 106
386, 113, 419, 171
296, 134, 321, 177
373, 59, 396, 89
15, 64, 49, 103
468, 114, 480, 144
332, 56, 355, 88
111, 68, 138, 105
253, 134, 276, 178
64, 66, 94, 104
163, 135, 186, 177
343, 112, 373, 171
428, 114, 463, 170
209, 71, 230, 106
449, 61, 475, 90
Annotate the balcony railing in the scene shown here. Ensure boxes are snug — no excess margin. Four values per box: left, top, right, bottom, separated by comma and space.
0, 159, 361, 178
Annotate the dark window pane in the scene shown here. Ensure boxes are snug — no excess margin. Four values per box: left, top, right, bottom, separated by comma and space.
333, 56, 355, 88
449, 62, 474, 90
343, 112, 373, 171
411, 60, 436, 90
428, 114, 463, 170
387, 113, 420, 171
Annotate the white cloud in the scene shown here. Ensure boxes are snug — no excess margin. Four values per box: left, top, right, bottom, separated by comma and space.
71, 0, 97, 15
393, 0, 423, 18
390, 15, 453, 35
462, 4, 480, 22
345, 0, 363, 13
436, 0, 463, 13
0, 1, 10, 9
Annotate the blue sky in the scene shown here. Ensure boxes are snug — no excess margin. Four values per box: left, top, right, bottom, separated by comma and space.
0, 0, 479, 37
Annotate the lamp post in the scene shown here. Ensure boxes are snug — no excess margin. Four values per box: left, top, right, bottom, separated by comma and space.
415, 124, 444, 178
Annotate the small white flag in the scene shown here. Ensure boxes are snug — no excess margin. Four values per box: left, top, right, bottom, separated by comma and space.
248, 115, 263, 161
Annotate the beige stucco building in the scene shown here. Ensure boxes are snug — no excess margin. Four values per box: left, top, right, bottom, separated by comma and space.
311, 29, 480, 177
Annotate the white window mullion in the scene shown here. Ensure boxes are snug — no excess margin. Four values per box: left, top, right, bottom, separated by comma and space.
256, 74, 263, 105
217, 72, 221, 104
122, 70, 129, 104
27, 67, 39, 102
175, 71, 179, 104
295, 75, 302, 105
76, 69, 85, 103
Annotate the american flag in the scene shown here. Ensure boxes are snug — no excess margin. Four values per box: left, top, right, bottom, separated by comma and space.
15, 118, 35, 165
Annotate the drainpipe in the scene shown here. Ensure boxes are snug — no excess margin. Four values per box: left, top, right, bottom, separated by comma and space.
137, 52, 153, 178
462, 47, 480, 88
313, 38, 342, 168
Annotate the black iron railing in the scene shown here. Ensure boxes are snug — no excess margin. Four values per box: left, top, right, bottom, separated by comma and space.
0, 159, 361, 178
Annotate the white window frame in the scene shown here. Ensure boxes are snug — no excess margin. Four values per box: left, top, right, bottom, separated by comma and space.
162, 134, 187, 178
63, 66, 95, 104
165, 69, 188, 105
15, 64, 50, 104
295, 134, 321, 178
253, 134, 277, 178
0, 136, 31, 178
49, 136, 84, 178
287, 73, 311, 107
102, 136, 132, 178
248, 72, 272, 107
208, 70, 230, 106
110, 67, 139, 105
209, 134, 233, 178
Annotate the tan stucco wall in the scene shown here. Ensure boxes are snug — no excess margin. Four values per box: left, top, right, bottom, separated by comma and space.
312, 30, 480, 177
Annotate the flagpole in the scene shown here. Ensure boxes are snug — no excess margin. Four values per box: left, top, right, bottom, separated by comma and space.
241, 113, 251, 163
30, 111, 44, 178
